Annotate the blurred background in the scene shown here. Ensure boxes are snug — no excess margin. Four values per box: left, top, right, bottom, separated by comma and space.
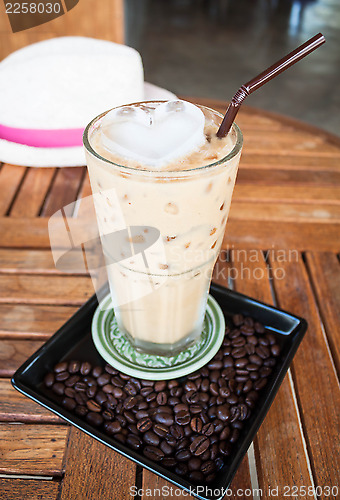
125, 0, 339, 135
1, 0, 339, 135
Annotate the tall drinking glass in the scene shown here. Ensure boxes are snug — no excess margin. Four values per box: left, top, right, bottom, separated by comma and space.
83, 102, 243, 355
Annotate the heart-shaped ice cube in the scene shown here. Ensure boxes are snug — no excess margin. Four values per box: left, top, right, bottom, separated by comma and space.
101, 100, 205, 168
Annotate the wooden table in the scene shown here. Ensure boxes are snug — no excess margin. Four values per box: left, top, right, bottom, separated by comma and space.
0, 98, 339, 500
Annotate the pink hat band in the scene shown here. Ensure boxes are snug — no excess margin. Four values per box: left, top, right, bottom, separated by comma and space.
0, 123, 84, 148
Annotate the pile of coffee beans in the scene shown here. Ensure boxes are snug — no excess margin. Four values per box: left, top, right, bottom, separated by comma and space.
44, 314, 280, 484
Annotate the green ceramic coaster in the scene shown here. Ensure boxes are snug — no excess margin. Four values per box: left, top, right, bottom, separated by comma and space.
92, 294, 225, 380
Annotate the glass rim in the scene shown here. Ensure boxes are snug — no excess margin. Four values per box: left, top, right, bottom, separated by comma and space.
83, 101, 243, 176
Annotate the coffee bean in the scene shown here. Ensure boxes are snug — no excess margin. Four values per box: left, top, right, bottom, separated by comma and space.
146, 392, 157, 403
163, 457, 176, 467
75, 405, 88, 417
52, 382, 65, 396
62, 397, 76, 410
254, 377, 268, 390
102, 410, 114, 421
97, 373, 111, 386
202, 423, 214, 436
68, 360, 80, 374
188, 456, 202, 471
174, 403, 188, 413
137, 417, 152, 432
44, 373, 54, 388
190, 417, 203, 433
175, 463, 188, 476
231, 347, 247, 358
231, 337, 246, 348
156, 392, 167, 405
75, 392, 87, 405
201, 460, 215, 475
65, 375, 80, 387
105, 421, 122, 434
112, 376, 124, 388
229, 328, 241, 339
219, 440, 232, 456
170, 424, 184, 440
74, 381, 87, 392
86, 400, 101, 412
243, 380, 253, 393
260, 366, 272, 377
86, 412, 103, 427
103, 364, 117, 375
229, 428, 240, 443
217, 405, 230, 422
124, 396, 138, 410
190, 436, 210, 456
226, 394, 238, 405
232, 314, 244, 326
155, 412, 174, 426
175, 448, 191, 462
256, 345, 270, 359
184, 380, 197, 392
223, 356, 234, 368
238, 403, 249, 420
55, 371, 69, 382
124, 411, 136, 424
207, 359, 223, 370
144, 431, 160, 446
86, 386, 96, 399
102, 384, 114, 394
153, 424, 170, 438
175, 410, 190, 426
160, 440, 173, 455
64, 387, 76, 398
124, 382, 138, 396
54, 361, 68, 373
143, 446, 164, 461
190, 403, 204, 414
271, 344, 280, 357
249, 354, 263, 366
127, 434, 142, 450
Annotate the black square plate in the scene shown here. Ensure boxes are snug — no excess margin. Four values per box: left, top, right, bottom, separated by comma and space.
12, 283, 307, 500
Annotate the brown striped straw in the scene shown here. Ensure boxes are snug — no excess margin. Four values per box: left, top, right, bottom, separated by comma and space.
217, 33, 326, 138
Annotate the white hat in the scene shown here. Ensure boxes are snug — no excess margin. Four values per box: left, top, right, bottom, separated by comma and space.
0, 37, 176, 167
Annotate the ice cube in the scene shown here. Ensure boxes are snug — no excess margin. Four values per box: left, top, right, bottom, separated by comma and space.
101, 100, 205, 168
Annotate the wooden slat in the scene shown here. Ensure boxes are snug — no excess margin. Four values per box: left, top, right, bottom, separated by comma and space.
270, 257, 340, 492
304, 252, 340, 376
0, 379, 62, 423
0, 248, 89, 274
41, 167, 85, 217
59, 427, 136, 500
0, 340, 44, 377
0, 304, 77, 340
230, 253, 314, 499
1, 217, 340, 252
242, 131, 340, 155
240, 152, 340, 171
142, 454, 252, 499
233, 184, 340, 204
230, 201, 340, 222
0, 274, 94, 305
237, 167, 340, 186
0, 478, 60, 500
0, 424, 68, 476
0, 165, 26, 215
9, 168, 56, 217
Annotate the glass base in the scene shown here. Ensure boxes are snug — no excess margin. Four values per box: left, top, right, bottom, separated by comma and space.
122, 328, 202, 357
91, 293, 225, 380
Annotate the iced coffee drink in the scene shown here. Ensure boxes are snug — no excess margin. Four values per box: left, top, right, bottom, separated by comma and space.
84, 101, 242, 355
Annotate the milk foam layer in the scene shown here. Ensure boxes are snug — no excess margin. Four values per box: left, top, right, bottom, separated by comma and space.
85, 102, 242, 353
